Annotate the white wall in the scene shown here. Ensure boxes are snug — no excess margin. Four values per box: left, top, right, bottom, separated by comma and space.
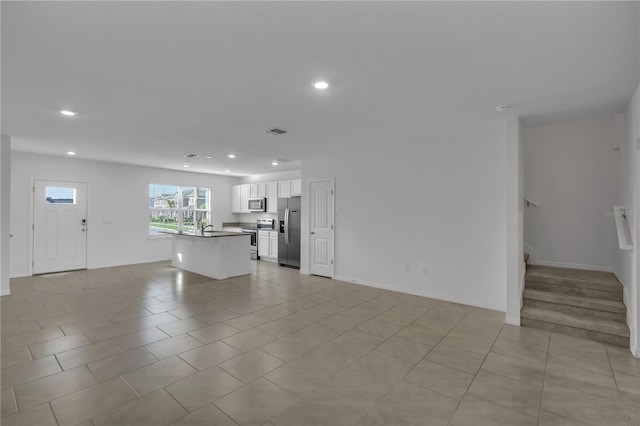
523, 115, 620, 271
614, 84, 639, 356
239, 170, 301, 184
301, 121, 508, 311
10, 152, 240, 277
506, 116, 524, 324
1, 135, 11, 295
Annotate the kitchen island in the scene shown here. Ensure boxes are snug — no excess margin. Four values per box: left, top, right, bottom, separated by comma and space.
161, 230, 251, 280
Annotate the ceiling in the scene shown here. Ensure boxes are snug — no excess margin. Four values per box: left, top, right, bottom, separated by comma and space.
2, 1, 638, 176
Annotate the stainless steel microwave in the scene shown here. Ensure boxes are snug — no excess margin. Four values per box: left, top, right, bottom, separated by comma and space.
248, 198, 267, 212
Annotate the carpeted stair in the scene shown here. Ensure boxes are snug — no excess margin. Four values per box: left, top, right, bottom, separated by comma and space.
521, 265, 629, 347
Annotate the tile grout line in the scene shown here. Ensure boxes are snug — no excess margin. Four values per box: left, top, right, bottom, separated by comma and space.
536, 329, 552, 425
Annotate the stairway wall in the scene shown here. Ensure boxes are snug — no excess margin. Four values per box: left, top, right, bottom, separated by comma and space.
613, 83, 640, 356
523, 114, 620, 272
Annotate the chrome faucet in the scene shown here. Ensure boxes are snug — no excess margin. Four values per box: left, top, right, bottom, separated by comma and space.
201, 224, 215, 233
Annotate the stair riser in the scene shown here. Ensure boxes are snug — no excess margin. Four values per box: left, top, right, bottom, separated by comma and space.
525, 276, 622, 293
523, 299, 626, 322
521, 318, 629, 347
526, 282, 622, 301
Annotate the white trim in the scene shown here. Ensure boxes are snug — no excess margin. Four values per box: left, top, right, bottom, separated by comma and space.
334, 274, 506, 313
87, 256, 171, 270
505, 315, 521, 326
307, 178, 335, 279
523, 243, 537, 263
518, 261, 526, 311
531, 260, 613, 273
299, 268, 310, 275
10, 272, 31, 279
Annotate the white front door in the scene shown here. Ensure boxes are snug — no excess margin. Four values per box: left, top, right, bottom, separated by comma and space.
33, 180, 88, 274
309, 179, 334, 278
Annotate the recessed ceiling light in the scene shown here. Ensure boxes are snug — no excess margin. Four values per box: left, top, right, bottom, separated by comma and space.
182, 164, 190, 168
496, 105, 511, 112
272, 161, 279, 166
60, 110, 77, 116
313, 81, 329, 90
227, 154, 236, 159
66, 151, 76, 156
225, 169, 231, 173
184, 154, 199, 158
205, 156, 213, 159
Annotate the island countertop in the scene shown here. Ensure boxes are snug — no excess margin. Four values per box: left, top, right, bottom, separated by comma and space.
159, 230, 247, 238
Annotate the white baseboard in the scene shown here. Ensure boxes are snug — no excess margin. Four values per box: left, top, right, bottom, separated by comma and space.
87, 256, 171, 270
631, 337, 639, 358
334, 275, 505, 313
531, 260, 613, 273
10, 272, 31, 279
299, 269, 310, 275
505, 315, 521, 326
519, 262, 526, 311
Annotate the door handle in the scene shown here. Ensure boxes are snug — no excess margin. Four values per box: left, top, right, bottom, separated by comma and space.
310, 232, 315, 235
284, 208, 290, 245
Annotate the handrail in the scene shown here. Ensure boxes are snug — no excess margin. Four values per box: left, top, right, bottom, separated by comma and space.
613, 206, 634, 250
524, 197, 538, 207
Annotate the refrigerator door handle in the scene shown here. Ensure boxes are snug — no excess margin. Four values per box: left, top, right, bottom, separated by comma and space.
284, 207, 290, 245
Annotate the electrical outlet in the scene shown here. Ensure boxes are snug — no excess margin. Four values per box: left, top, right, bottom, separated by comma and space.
420, 266, 428, 275
403, 264, 409, 272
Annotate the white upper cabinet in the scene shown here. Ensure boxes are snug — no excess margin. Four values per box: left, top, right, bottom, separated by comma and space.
231, 185, 242, 213
232, 179, 299, 214
278, 180, 291, 198
291, 179, 301, 196
240, 184, 251, 213
249, 183, 267, 199
257, 183, 267, 198
266, 182, 278, 213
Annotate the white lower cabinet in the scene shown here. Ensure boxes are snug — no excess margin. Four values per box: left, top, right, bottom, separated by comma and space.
258, 233, 270, 258
269, 232, 278, 261
258, 230, 278, 261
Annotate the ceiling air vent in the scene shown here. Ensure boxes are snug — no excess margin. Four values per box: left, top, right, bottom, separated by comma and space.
265, 128, 287, 135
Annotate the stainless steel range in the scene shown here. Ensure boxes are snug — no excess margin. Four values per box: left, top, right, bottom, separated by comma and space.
242, 219, 274, 260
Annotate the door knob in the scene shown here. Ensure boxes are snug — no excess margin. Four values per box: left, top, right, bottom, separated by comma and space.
310, 232, 315, 234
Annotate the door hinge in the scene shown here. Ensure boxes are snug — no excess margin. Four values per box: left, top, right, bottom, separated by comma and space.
32, 186, 35, 193
331, 259, 334, 265
331, 224, 334, 230
32, 224, 34, 230
331, 190, 334, 195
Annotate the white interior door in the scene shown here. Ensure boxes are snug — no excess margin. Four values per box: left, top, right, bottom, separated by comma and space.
33, 180, 88, 274
309, 179, 334, 278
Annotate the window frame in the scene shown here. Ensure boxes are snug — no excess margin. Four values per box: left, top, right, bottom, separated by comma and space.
148, 184, 211, 237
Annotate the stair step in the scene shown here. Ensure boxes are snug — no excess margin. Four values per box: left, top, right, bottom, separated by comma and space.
526, 265, 622, 293
523, 289, 626, 322
520, 306, 630, 347
525, 281, 622, 301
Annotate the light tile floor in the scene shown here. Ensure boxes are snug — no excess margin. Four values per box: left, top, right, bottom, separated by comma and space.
1, 261, 639, 426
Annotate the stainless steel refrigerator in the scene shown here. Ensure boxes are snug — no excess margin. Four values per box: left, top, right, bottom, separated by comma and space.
278, 197, 301, 268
